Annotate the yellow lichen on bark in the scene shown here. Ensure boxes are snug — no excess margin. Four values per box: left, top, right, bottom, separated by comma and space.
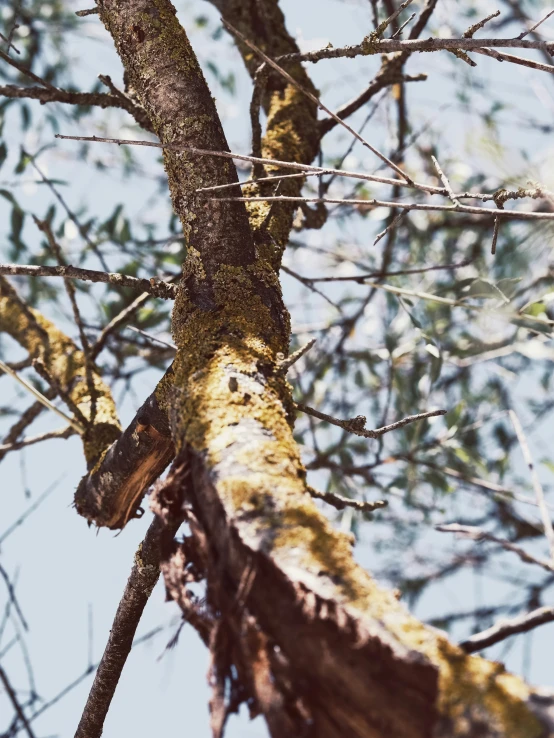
0, 276, 120, 465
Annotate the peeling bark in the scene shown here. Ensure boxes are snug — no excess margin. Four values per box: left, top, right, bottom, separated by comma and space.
75, 384, 174, 529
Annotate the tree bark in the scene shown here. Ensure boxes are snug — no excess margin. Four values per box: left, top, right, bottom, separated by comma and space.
76, 1, 554, 736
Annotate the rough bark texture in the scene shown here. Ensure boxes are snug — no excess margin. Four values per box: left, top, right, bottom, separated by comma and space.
0, 275, 120, 466
71, 1, 554, 736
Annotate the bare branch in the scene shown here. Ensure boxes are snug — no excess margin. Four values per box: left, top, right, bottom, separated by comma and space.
436, 524, 554, 574
518, 9, 554, 40
509, 410, 554, 561
307, 485, 388, 513
463, 11, 501, 39
0, 263, 177, 299
372, 0, 415, 38
0, 425, 75, 454
0, 359, 85, 434
74, 513, 184, 738
296, 402, 445, 439
90, 292, 151, 361
460, 605, 554, 653
277, 338, 316, 373
278, 36, 554, 65
222, 21, 414, 184
58, 133, 538, 204
76, 7, 100, 17
0, 666, 36, 738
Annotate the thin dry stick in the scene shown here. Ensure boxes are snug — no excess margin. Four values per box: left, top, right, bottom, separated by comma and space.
390, 12, 416, 39
0, 263, 177, 298
374, 0, 415, 37
491, 215, 500, 255
90, 292, 151, 361
307, 485, 388, 513
127, 325, 176, 350
278, 338, 316, 373
374, 210, 407, 245
197, 170, 328, 193
55, 133, 522, 203
459, 605, 554, 653
0, 665, 36, 738
35, 218, 98, 425
29, 157, 110, 272
431, 156, 460, 206
222, 20, 414, 184
509, 409, 554, 561
296, 402, 445, 439
463, 10, 501, 39
518, 8, 554, 40
0, 48, 56, 91
472, 46, 554, 74
74, 514, 183, 738
212, 194, 554, 222
436, 524, 554, 573
307, 259, 471, 282
281, 264, 340, 309
0, 359, 84, 434
280, 36, 554, 65
0, 425, 75, 454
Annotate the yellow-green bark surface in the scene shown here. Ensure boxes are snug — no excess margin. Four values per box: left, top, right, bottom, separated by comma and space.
0, 276, 120, 465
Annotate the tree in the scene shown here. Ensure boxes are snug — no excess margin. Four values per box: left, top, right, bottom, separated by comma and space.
2, 0, 554, 736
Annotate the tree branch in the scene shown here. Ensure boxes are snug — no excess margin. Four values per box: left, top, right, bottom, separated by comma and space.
74, 512, 184, 738
460, 605, 554, 654
0, 263, 177, 299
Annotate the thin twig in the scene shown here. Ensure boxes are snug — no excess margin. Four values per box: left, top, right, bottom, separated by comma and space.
518, 9, 554, 40
75, 7, 99, 17
491, 215, 500, 255
0, 666, 36, 738
0, 263, 177, 298
307, 259, 471, 282
296, 402, 445, 439
0, 359, 84, 434
374, 210, 407, 245
127, 325, 176, 350
436, 524, 554, 573
472, 46, 554, 75
211, 194, 554, 222
307, 485, 388, 513
391, 13, 416, 40
373, 0, 415, 37
460, 605, 554, 653
55, 133, 528, 203
222, 20, 414, 184
277, 338, 316, 373
281, 264, 340, 309
0, 425, 75, 454
431, 156, 460, 206
0, 563, 28, 630
0, 480, 60, 546
90, 292, 151, 361
463, 11, 501, 39
29, 157, 110, 272
0, 48, 57, 91
509, 410, 554, 561
278, 36, 554, 65
35, 217, 98, 425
